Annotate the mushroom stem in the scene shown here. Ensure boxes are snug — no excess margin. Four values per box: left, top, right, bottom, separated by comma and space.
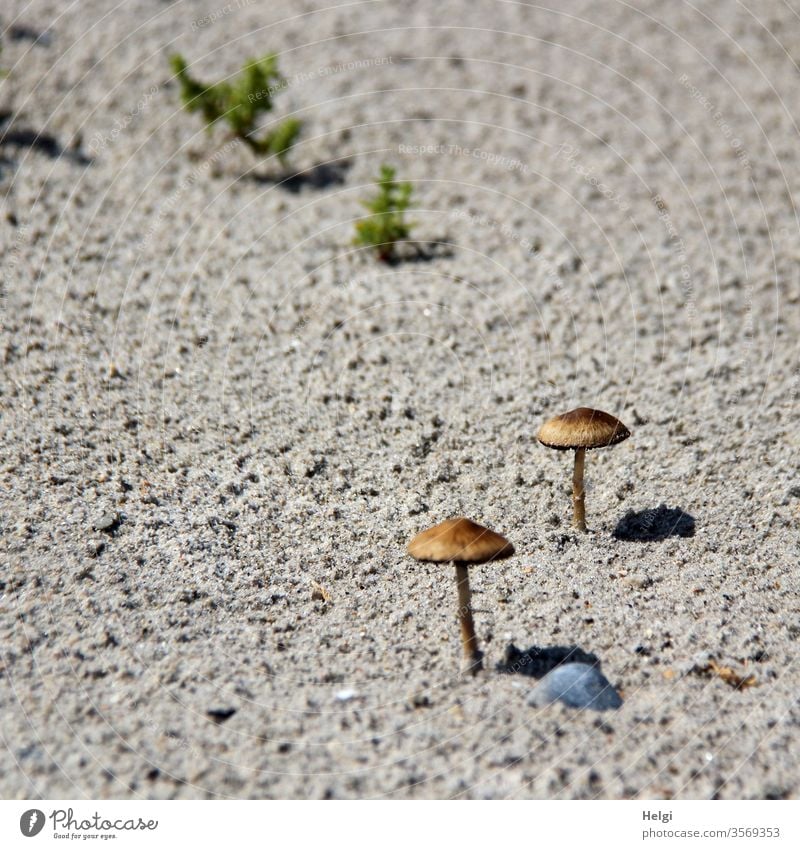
454, 561, 483, 674
572, 447, 587, 532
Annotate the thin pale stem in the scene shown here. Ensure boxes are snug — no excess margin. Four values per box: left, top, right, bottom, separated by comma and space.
573, 447, 587, 532
454, 562, 483, 674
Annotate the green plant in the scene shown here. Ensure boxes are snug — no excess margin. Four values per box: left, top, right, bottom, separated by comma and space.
170, 53, 301, 162
353, 165, 415, 261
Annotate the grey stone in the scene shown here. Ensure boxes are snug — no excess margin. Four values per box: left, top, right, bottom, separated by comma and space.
527, 663, 623, 711
93, 511, 120, 533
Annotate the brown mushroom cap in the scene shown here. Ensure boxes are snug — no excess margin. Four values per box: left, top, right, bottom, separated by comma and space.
537, 407, 630, 451
407, 517, 514, 563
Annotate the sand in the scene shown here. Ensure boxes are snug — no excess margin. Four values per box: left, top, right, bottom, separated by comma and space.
1, 0, 799, 800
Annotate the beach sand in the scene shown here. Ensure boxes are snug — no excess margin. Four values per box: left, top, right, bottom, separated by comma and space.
1, 0, 799, 799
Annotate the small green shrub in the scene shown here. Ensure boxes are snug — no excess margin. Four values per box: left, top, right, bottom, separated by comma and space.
170, 53, 301, 162
353, 165, 415, 261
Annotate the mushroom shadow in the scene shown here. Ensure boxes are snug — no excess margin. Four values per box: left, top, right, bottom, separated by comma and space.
497, 643, 623, 711
613, 504, 695, 542
497, 642, 600, 678
8, 24, 53, 45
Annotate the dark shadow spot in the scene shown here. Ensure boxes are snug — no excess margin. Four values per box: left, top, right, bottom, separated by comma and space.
613, 504, 695, 541
8, 25, 53, 46
1, 127, 61, 157
207, 516, 237, 535
402, 240, 456, 263
365, 240, 455, 266
206, 707, 236, 723
497, 642, 600, 678
253, 159, 352, 192
0, 120, 92, 165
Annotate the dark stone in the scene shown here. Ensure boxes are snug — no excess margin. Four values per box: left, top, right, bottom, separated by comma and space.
206, 708, 237, 723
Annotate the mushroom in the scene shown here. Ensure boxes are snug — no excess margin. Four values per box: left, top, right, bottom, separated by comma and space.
537, 407, 630, 532
407, 517, 514, 674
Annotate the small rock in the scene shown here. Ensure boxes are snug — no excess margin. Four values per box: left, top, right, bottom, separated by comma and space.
310, 580, 332, 602
407, 497, 429, 516
93, 511, 120, 533
207, 516, 236, 534
335, 689, 358, 702
86, 539, 105, 558
75, 562, 96, 581
527, 663, 623, 711
623, 574, 653, 589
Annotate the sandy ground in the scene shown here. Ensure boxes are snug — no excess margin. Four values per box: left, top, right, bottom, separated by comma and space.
1, 0, 799, 800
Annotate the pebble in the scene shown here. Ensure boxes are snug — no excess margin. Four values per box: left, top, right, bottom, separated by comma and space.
93, 511, 120, 533
86, 539, 105, 558
527, 663, 623, 711
624, 574, 654, 589
335, 689, 358, 702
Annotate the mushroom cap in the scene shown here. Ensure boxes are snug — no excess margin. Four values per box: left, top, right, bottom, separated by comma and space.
537, 407, 630, 451
407, 517, 514, 564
